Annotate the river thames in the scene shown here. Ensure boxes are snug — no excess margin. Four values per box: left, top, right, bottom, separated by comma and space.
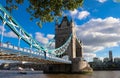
0, 70, 120, 78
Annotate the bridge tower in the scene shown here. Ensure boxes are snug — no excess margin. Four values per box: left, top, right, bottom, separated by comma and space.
44, 16, 92, 73
55, 16, 82, 59
55, 16, 92, 73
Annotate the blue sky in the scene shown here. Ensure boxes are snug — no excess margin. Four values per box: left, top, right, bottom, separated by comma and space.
0, 0, 120, 62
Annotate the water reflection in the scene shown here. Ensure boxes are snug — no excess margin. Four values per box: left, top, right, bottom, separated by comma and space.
91, 71, 120, 78
1, 71, 120, 78
45, 74, 92, 78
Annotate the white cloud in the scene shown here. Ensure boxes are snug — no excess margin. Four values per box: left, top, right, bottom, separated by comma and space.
83, 53, 96, 61
47, 34, 54, 39
76, 17, 120, 53
113, 0, 120, 3
97, 0, 107, 3
69, 10, 90, 20
35, 32, 49, 45
78, 11, 90, 20
35, 32, 55, 48
0, 26, 18, 38
83, 53, 96, 58
4, 31, 18, 38
70, 9, 78, 16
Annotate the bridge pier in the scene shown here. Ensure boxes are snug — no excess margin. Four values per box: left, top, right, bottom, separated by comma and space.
43, 59, 92, 73
43, 58, 92, 74
71, 57, 93, 73
43, 64, 72, 73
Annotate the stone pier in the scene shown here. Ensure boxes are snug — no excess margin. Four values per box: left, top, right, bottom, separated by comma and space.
43, 64, 71, 73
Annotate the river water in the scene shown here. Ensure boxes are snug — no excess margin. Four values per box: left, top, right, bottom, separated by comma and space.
0, 70, 120, 78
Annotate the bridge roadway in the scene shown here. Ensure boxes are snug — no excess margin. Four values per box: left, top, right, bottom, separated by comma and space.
0, 43, 71, 64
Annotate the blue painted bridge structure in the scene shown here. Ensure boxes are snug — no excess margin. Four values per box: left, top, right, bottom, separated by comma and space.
0, 3, 72, 64
0, 3, 93, 73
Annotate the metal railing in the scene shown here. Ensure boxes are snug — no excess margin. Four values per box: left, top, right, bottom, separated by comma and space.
0, 43, 71, 64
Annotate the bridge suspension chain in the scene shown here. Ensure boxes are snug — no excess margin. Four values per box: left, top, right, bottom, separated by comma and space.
0, 3, 72, 56
0, 4, 45, 51
48, 34, 72, 56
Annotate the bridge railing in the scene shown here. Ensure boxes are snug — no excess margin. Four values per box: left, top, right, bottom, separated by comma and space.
0, 42, 44, 56
0, 43, 71, 63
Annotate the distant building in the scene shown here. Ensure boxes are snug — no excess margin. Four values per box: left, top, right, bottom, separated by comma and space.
93, 57, 102, 63
89, 50, 120, 70
114, 57, 120, 63
103, 57, 109, 62
109, 50, 113, 62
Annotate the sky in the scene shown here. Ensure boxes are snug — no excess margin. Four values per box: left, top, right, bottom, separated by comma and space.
0, 0, 120, 62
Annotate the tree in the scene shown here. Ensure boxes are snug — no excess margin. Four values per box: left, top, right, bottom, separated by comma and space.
5, 0, 83, 27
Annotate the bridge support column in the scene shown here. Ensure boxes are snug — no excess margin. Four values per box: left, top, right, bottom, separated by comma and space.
43, 59, 93, 74
71, 57, 93, 73
43, 64, 72, 73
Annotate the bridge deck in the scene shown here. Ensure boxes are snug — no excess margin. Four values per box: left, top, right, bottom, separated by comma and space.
0, 43, 71, 64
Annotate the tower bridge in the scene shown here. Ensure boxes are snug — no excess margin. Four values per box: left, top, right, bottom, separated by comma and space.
0, 3, 92, 73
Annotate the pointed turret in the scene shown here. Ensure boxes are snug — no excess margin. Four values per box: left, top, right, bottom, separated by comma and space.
56, 16, 70, 28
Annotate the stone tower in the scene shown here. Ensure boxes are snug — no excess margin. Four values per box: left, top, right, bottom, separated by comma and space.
55, 16, 82, 60
44, 16, 93, 73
